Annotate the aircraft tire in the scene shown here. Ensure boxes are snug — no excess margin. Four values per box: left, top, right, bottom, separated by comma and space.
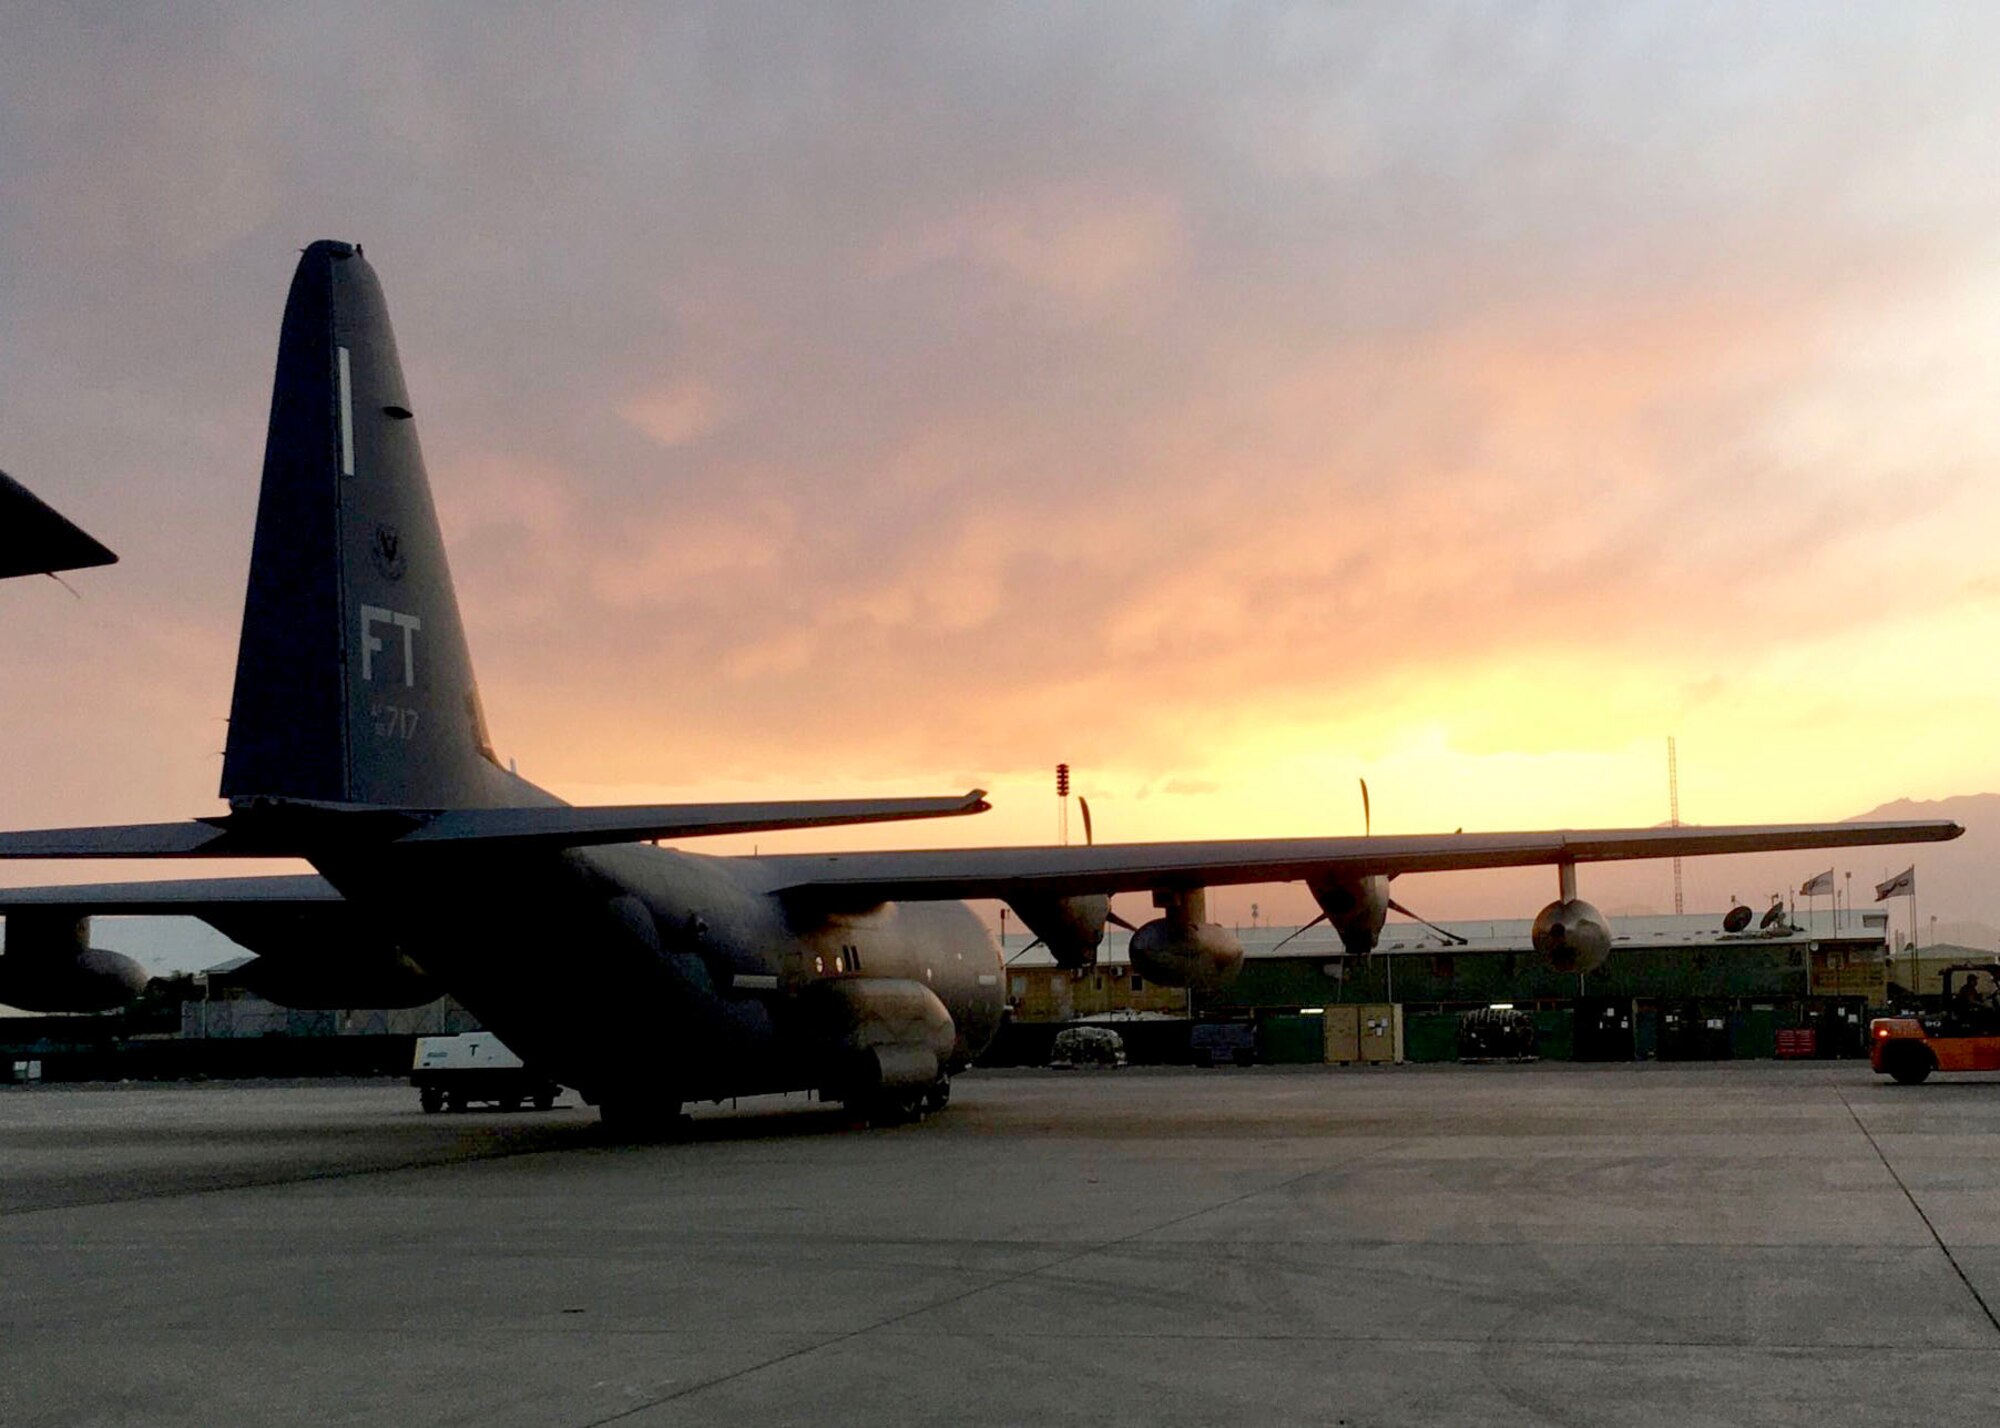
921, 1077, 951, 1114
843, 1087, 919, 1127
598, 1097, 687, 1142
418, 1086, 444, 1114
864, 1095, 921, 1128
533, 1089, 557, 1112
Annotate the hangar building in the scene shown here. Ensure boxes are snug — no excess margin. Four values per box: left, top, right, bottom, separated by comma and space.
996, 907, 1896, 1064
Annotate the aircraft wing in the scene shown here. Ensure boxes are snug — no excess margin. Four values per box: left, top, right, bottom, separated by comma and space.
0, 792, 991, 859
0, 818, 1961, 910
0, 470, 118, 580
756, 819, 1963, 902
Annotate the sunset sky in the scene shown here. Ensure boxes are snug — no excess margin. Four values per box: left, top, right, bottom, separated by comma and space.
4, 5, 1999, 928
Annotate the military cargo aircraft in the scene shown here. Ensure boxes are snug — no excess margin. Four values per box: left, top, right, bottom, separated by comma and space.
0, 241, 1961, 1132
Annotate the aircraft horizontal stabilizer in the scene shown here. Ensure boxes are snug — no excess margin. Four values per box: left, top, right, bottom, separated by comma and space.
0, 822, 246, 858
395, 791, 991, 849
0, 792, 990, 860
0, 874, 342, 913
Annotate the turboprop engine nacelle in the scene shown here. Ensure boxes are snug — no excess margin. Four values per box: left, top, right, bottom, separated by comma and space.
231, 951, 439, 1010
1008, 894, 1109, 970
1307, 873, 1390, 956
1128, 888, 1244, 992
1532, 898, 1612, 974
0, 913, 150, 1012
801, 977, 959, 1092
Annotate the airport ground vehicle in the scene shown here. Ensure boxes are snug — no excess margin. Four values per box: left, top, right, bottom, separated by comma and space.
1868, 963, 2000, 1084
1049, 1026, 1127, 1068
1190, 1021, 1256, 1067
1458, 1006, 1539, 1062
412, 1032, 563, 1112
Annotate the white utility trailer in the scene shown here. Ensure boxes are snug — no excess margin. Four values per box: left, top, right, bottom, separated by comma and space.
411, 1032, 563, 1113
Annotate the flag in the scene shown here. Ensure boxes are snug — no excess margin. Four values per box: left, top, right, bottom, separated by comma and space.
1875, 867, 1915, 901
1798, 869, 1834, 897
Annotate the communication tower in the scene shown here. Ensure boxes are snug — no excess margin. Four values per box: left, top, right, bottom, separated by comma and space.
1667, 736, 1683, 915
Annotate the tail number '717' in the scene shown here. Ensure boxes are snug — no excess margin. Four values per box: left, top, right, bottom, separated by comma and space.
371, 702, 420, 740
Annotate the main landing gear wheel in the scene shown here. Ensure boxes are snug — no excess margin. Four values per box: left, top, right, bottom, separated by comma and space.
856, 1077, 952, 1128
847, 1093, 903, 1127
597, 1097, 687, 1142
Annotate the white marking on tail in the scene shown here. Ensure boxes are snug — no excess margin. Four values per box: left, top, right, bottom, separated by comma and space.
337, 346, 355, 476
360, 605, 421, 685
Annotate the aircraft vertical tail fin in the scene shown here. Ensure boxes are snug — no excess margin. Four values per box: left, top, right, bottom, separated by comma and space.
221, 241, 507, 810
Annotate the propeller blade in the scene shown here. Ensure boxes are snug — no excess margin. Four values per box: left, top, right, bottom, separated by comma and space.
1106, 910, 1141, 933
1270, 912, 1329, 953
1387, 898, 1468, 946
1004, 937, 1046, 963
1079, 796, 1094, 848
1360, 778, 1370, 837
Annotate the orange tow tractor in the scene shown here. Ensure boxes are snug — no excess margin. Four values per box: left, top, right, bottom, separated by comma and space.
1869, 963, 2000, 1084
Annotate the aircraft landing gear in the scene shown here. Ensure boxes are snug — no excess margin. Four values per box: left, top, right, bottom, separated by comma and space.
597, 1096, 688, 1142
866, 1093, 923, 1127
853, 1075, 951, 1128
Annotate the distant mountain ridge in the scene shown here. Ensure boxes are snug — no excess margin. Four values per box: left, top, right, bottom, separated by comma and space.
1846, 793, 2000, 938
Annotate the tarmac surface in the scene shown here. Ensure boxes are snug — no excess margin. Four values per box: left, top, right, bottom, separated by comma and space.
4, 1062, 1998, 1427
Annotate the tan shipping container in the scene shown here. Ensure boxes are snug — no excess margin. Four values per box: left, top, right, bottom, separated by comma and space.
1323, 1004, 1361, 1063
1357, 1004, 1398, 1062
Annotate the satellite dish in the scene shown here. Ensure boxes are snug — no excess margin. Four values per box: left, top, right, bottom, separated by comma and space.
1759, 903, 1786, 930
1722, 905, 1754, 933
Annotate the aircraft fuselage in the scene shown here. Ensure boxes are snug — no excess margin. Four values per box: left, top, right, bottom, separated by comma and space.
311, 840, 1005, 1109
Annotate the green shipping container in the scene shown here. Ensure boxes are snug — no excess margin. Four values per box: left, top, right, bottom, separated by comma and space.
1259, 1015, 1325, 1065
1403, 1012, 1461, 1063
1734, 1007, 1777, 1060
1534, 1008, 1575, 1062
